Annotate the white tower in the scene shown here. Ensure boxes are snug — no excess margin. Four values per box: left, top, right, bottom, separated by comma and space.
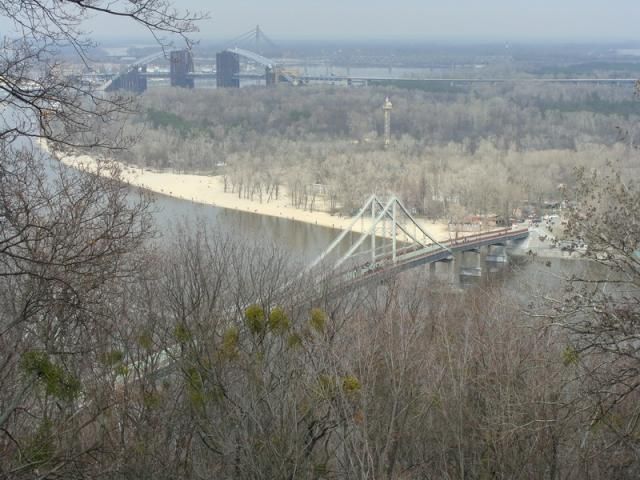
383, 96, 392, 147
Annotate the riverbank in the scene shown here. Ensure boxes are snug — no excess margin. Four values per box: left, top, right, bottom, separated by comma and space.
41, 143, 455, 242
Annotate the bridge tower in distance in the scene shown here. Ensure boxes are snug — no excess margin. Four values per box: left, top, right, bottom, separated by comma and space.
383, 96, 393, 146
216, 51, 240, 88
170, 50, 194, 88
106, 65, 147, 93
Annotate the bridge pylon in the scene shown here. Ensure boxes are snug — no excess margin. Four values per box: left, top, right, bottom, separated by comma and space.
309, 195, 451, 273
225, 25, 280, 57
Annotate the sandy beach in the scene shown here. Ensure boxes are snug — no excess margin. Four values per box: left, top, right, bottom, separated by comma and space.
43, 144, 455, 242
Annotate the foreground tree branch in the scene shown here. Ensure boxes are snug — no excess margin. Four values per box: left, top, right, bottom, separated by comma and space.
0, 1, 204, 477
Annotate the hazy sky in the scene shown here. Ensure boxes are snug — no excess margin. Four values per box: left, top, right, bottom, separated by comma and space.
3, 1, 640, 42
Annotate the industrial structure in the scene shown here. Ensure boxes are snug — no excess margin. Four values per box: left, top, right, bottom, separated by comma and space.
105, 64, 147, 93
105, 27, 290, 92
220, 48, 297, 87
383, 96, 392, 146
216, 51, 240, 88
170, 50, 194, 88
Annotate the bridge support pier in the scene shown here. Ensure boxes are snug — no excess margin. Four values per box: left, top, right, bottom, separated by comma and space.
430, 257, 455, 284
460, 249, 482, 277
216, 51, 240, 88
486, 244, 508, 263
170, 50, 194, 88
106, 65, 147, 93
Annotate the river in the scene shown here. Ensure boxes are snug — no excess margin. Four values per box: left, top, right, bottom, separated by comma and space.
142, 187, 606, 292
148, 189, 357, 263
2, 104, 604, 292
37, 153, 602, 291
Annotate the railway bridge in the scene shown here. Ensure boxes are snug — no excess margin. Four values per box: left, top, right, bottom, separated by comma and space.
101, 25, 638, 93
103, 26, 294, 92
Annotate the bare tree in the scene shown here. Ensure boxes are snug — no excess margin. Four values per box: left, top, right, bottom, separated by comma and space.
546, 161, 640, 475
0, 1, 204, 477
1, 1, 204, 150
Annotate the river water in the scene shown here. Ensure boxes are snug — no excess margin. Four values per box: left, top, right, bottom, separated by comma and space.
2, 104, 603, 292
145, 188, 606, 292
34, 151, 602, 291
1, 104, 359, 265
148, 190, 354, 263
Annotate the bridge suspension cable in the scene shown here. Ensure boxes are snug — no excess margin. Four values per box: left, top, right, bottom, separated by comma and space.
254, 25, 279, 52
225, 28, 258, 47
224, 25, 280, 55
308, 195, 452, 272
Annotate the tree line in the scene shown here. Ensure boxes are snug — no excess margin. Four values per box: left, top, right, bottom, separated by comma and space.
113, 83, 640, 218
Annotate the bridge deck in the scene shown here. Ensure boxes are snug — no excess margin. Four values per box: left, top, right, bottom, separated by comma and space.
338, 227, 529, 287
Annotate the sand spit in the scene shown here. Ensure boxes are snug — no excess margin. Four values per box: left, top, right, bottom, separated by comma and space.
42, 143, 455, 242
